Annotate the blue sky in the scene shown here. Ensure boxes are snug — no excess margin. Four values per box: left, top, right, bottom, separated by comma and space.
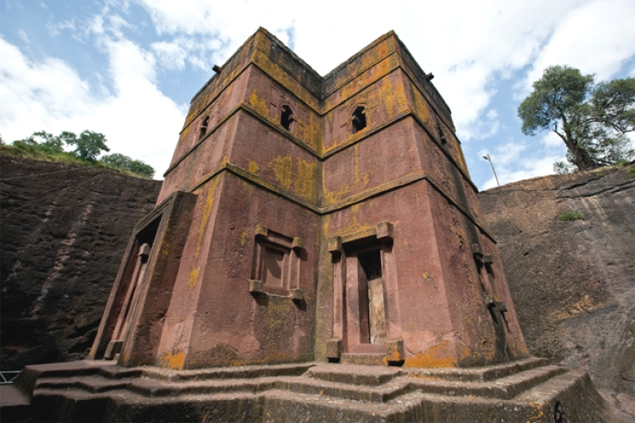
1, 0, 634, 189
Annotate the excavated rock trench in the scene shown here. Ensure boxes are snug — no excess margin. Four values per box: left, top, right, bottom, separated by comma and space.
1, 156, 633, 417
479, 164, 635, 417
0, 156, 161, 370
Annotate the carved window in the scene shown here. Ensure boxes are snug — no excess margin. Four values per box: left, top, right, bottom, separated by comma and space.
436, 121, 447, 145
199, 115, 209, 140
352, 106, 367, 133
280, 105, 294, 131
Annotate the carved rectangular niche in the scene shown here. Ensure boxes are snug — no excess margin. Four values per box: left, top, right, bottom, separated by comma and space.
250, 225, 303, 299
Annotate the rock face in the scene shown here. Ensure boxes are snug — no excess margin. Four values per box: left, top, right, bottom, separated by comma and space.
0, 156, 161, 370
479, 164, 635, 412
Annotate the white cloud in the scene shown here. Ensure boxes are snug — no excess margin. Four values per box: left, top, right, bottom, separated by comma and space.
542, 131, 564, 149
46, 19, 76, 37
17, 29, 29, 44
0, 35, 185, 178
520, 0, 635, 96
151, 40, 187, 70
479, 141, 565, 190
0, 37, 94, 129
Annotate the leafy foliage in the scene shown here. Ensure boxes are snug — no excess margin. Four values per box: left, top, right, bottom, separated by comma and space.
67, 130, 110, 161
558, 211, 584, 222
518, 66, 635, 171
102, 153, 155, 178
6, 130, 154, 178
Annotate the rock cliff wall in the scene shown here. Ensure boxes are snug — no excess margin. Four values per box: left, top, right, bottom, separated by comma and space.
0, 156, 161, 369
479, 164, 635, 413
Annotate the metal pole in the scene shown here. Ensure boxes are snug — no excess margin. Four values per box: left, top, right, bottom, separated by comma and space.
482, 153, 500, 187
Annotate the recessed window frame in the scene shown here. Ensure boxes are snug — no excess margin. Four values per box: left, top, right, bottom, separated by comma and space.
250, 225, 303, 298
199, 115, 210, 140
351, 105, 367, 134
280, 104, 295, 131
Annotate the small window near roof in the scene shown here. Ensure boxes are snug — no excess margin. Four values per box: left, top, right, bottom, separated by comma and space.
352, 106, 367, 133
280, 105, 294, 130
199, 116, 209, 140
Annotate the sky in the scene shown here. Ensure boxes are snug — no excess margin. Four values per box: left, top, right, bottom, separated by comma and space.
1, 0, 634, 189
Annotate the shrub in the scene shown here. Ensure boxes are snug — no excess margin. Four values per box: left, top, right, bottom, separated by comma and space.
558, 211, 584, 221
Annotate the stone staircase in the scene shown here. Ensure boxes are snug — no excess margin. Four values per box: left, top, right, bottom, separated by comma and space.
1, 358, 612, 422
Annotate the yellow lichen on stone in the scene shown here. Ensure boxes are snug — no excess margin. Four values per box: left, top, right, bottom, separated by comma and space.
188, 267, 199, 291
189, 178, 220, 290
270, 155, 293, 190
323, 182, 351, 205
294, 158, 317, 202
248, 159, 260, 174
194, 180, 219, 259
421, 271, 436, 282
249, 88, 270, 118
353, 144, 361, 187
263, 299, 293, 331
381, 78, 396, 117
161, 351, 185, 370
403, 340, 457, 368
239, 230, 249, 247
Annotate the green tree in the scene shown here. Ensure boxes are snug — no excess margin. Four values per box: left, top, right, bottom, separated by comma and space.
518, 65, 635, 172
9, 130, 154, 177
101, 153, 155, 178
66, 130, 110, 161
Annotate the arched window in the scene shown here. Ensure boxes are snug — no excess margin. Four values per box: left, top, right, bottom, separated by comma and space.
280, 105, 294, 131
352, 106, 367, 133
199, 116, 209, 140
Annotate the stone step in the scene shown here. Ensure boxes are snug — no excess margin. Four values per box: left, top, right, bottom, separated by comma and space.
138, 361, 314, 382
306, 363, 399, 385
25, 367, 609, 423
31, 362, 565, 404
262, 388, 421, 422
0, 385, 33, 422
508, 370, 612, 423
278, 375, 411, 403
340, 353, 386, 366
127, 376, 277, 397
35, 375, 133, 394
406, 364, 566, 400
400, 356, 548, 382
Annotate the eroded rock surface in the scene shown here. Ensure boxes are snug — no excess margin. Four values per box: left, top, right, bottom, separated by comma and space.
0, 156, 161, 370
479, 164, 635, 415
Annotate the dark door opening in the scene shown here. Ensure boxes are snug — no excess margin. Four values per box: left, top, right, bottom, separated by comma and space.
357, 249, 386, 345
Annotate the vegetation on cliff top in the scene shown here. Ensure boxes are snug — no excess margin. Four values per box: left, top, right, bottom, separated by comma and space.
0, 130, 155, 179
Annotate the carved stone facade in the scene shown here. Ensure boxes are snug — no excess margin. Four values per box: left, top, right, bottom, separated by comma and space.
90, 28, 528, 370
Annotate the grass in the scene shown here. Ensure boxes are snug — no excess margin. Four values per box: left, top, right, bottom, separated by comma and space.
0, 144, 152, 179
558, 211, 584, 222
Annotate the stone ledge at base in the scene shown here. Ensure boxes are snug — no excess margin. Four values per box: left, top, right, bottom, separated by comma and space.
0, 358, 617, 422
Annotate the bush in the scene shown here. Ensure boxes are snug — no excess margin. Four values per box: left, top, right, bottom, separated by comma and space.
558, 211, 584, 221
5, 130, 154, 179
101, 153, 155, 178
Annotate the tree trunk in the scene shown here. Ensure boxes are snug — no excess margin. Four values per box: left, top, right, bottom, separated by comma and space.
571, 145, 599, 171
